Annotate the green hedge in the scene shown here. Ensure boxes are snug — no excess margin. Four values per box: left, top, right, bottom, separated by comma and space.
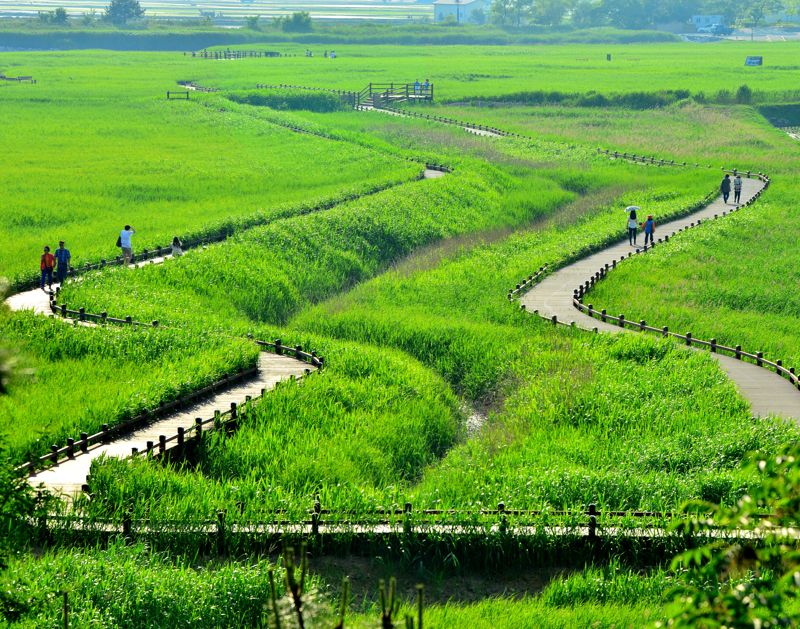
227, 89, 350, 113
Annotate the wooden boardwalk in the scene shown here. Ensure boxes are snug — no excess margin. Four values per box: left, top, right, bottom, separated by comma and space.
27, 352, 308, 497
521, 177, 800, 420
6, 253, 173, 316
6, 255, 313, 498
359, 105, 503, 137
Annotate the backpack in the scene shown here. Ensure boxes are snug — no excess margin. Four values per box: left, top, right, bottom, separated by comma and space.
116, 235, 122, 248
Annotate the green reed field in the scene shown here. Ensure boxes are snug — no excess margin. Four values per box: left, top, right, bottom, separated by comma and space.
53, 119, 792, 520
0, 53, 415, 285
3, 41, 800, 626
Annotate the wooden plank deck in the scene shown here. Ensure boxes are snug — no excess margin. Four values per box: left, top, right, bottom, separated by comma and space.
27, 353, 308, 498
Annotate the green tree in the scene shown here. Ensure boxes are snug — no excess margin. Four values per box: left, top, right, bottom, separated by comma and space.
278, 11, 312, 32
665, 443, 800, 627
52, 7, 69, 24
103, 0, 145, 26
532, 0, 570, 25
571, 0, 604, 27
469, 6, 487, 23
741, 0, 784, 27
244, 14, 260, 29
599, 0, 651, 28
490, 0, 533, 26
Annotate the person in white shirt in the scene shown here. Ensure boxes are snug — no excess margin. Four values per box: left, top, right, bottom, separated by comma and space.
120, 225, 135, 264
171, 236, 183, 257
733, 174, 743, 204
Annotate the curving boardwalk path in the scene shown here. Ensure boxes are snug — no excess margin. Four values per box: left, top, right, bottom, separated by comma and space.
521, 177, 800, 420
27, 353, 306, 497
6, 161, 446, 498
6, 256, 311, 497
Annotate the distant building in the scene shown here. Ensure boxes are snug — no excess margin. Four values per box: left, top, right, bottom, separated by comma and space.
692, 15, 726, 29
433, 0, 487, 23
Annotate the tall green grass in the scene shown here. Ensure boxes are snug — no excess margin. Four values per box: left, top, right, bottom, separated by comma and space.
0, 312, 258, 464
1, 543, 283, 627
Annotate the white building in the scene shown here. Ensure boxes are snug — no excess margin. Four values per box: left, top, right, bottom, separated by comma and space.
433, 0, 487, 24
691, 15, 726, 28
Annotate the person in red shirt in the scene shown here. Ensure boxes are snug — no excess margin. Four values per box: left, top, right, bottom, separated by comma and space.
40, 245, 55, 291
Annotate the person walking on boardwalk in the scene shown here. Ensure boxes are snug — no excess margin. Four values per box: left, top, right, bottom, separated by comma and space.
54, 240, 70, 284
414, 79, 421, 95
721, 174, 732, 204
119, 225, 135, 265
423, 78, 430, 95
171, 236, 183, 257
734, 173, 743, 204
40, 245, 55, 291
643, 215, 655, 247
626, 205, 639, 246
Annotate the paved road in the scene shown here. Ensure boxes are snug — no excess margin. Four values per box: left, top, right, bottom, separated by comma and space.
521, 177, 800, 420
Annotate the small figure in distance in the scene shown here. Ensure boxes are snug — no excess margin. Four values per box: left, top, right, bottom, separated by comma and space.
40, 245, 55, 292
734, 172, 743, 204
626, 205, 639, 246
720, 173, 732, 204
330, 50, 335, 59
54, 240, 71, 285
643, 215, 655, 247
171, 236, 183, 257
324, 50, 328, 58
414, 78, 421, 95
119, 224, 135, 265
423, 78, 430, 94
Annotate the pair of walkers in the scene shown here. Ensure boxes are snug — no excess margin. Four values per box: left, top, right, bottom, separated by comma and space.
626, 206, 655, 247
721, 173, 743, 204
39, 241, 71, 291
118, 226, 184, 262
413, 79, 431, 95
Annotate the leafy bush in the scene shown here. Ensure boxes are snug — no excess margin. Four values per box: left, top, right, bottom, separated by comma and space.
227, 89, 349, 113
460, 89, 692, 109
736, 84, 753, 104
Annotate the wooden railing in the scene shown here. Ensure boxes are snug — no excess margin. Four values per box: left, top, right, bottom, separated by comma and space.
177, 81, 217, 93
358, 82, 434, 107
33, 501, 789, 548
507, 161, 796, 398
1, 75, 36, 83
360, 103, 518, 138
255, 82, 359, 107
190, 49, 283, 59
10, 175, 424, 294
15, 297, 323, 478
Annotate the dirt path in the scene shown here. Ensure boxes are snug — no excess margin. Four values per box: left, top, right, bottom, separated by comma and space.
520, 177, 800, 420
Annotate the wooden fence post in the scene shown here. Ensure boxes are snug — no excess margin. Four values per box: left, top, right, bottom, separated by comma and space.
62, 590, 69, 629
403, 502, 413, 536
217, 510, 226, 555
